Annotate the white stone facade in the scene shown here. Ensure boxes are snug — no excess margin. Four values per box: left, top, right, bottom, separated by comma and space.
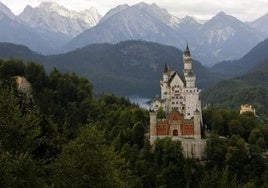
151, 45, 202, 119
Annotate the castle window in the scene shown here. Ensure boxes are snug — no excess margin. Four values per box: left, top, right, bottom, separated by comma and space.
173, 129, 178, 136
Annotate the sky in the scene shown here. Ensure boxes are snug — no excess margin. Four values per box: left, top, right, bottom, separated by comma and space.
1, 0, 268, 21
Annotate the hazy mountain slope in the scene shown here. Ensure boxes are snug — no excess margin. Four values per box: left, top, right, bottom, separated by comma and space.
248, 13, 268, 38
99, 4, 129, 23
0, 42, 42, 60
0, 41, 220, 97
65, 3, 265, 66
18, 2, 101, 37
64, 3, 181, 51
0, 10, 71, 54
0, 1, 15, 20
211, 38, 268, 77
194, 12, 264, 66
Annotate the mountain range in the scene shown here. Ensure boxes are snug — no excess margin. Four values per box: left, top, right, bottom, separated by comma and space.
0, 3, 71, 54
64, 3, 266, 66
18, 2, 101, 37
247, 13, 268, 38
0, 1, 101, 54
0, 1, 267, 66
211, 38, 268, 77
0, 41, 220, 97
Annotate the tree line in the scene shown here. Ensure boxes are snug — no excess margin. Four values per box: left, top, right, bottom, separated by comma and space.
0, 58, 268, 187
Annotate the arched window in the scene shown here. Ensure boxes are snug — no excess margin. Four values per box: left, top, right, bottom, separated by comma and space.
173, 129, 178, 136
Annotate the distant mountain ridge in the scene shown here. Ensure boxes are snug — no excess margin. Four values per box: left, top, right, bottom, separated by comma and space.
18, 2, 101, 37
0, 41, 221, 97
0, 1, 267, 66
64, 3, 182, 52
211, 38, 268, 77
0, 8, 71, 54
247, 13, 268, 38
65, 3, 265, 66
0, 1, 15, 19
0, 1, 101, 54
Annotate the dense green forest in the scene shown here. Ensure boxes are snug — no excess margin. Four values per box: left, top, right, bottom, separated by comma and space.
202, 59, 268, 122
0, 58, 268, 187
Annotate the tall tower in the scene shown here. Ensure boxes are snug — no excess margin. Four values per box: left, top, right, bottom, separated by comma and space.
183, 45, 199, 119
183, 45, 196, 88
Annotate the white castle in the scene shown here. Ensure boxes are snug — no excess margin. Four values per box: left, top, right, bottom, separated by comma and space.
150, 45, 205, 159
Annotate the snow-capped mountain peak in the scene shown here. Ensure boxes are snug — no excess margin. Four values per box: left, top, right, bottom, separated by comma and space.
18, 2, 102, 37
0, 1, 15, 19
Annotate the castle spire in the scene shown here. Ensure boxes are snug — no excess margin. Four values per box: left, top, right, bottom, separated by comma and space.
184, 44, 191, 56
164, 64, 168, 73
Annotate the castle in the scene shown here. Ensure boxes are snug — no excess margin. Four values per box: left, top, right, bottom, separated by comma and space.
240, 104, 256, 116
149, 45, 205, 159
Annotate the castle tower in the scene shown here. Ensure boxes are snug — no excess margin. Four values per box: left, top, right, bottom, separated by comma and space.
183, 45, 199, 119
183, 45, 196, 88
161, 64, 169, 100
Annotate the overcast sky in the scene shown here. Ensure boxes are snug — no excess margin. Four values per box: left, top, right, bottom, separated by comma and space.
1, 0, 268, 21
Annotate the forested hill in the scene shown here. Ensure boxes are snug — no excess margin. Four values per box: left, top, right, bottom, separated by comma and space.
1, 59, 267, 187
0, 41, 220, 97
211, 38, 268, 78
202, 58, 268, 119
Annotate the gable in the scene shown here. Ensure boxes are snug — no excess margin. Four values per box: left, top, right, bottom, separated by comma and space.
170, 72, 184, 88
166, 110, 184, 121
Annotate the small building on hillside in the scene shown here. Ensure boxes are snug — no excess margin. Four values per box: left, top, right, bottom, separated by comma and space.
240, 104, 256, 116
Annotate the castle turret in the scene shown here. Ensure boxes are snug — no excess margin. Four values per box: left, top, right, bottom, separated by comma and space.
163, 64, 169, 82
183, 45, 196, 88
161, 64, 170, 100
183, 44, 192, 74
